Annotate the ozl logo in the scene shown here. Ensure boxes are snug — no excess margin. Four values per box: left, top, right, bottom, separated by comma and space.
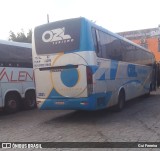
42, 27, 74, 44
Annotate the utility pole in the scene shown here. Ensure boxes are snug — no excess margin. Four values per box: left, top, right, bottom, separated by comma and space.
47, 14, 50, 23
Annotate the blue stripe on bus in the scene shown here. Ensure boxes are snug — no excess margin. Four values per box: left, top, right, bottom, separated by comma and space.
40, 92, 112, 110
80, 19, 94, 51
99, 72, 106, 80
110, 60, 118, 80
89, 61, 119, 81
48, 88, 62, 98
89, 66, 98, 74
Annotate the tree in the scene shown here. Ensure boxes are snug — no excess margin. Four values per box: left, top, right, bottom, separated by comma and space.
9, 29, 32, 43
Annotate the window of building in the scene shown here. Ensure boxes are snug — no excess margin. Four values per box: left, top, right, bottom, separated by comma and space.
140, 38, 148, 49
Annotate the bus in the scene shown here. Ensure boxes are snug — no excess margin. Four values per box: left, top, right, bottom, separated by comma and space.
0, 40, 36, 113
32, 17, 156, 111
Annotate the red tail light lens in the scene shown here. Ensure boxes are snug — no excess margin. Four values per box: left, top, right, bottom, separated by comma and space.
86, 66, 93, 84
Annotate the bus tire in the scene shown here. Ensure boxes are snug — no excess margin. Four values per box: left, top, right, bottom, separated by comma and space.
5, 93, 20, 113
115, 90, 125, 112
24, 90, 36, 110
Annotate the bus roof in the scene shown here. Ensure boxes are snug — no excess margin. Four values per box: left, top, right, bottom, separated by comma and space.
0, 39, 31, 48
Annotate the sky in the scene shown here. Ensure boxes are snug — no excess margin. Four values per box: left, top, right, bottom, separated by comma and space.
0, 0, 160, 40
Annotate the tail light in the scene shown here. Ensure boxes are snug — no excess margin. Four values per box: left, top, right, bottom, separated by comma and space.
86, 66, 93, 95
86, 66, 93, 84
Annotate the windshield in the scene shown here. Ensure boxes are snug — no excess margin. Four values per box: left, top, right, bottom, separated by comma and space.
34, 18, 81, 54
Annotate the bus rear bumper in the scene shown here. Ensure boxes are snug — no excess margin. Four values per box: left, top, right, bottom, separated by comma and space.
37, 92, 112, 111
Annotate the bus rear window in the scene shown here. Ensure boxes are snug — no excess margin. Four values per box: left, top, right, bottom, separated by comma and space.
34, 18, 81, 54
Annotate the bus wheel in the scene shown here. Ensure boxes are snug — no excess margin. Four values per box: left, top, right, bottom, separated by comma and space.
115, 90, 125, 112
5, 94, 19, 113
24, 91, 36, 110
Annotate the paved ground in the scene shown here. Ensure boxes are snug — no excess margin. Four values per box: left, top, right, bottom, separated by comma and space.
0, 89, 160, 151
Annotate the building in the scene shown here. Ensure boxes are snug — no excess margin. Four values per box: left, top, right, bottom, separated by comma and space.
118, 26, 160, 62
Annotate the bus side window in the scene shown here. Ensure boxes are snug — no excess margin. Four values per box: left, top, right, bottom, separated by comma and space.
92, 28, 102, 57
97, 31, 124, 61
97, 30, 111, 59
109, 37, 123, 61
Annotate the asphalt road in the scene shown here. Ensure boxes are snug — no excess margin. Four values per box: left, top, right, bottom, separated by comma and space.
0, 89, 160, 151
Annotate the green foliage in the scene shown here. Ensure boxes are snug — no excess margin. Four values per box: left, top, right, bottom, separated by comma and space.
9, 29, 32, 43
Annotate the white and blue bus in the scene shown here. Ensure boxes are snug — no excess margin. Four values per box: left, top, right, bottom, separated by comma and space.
32, 17, 156, 111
